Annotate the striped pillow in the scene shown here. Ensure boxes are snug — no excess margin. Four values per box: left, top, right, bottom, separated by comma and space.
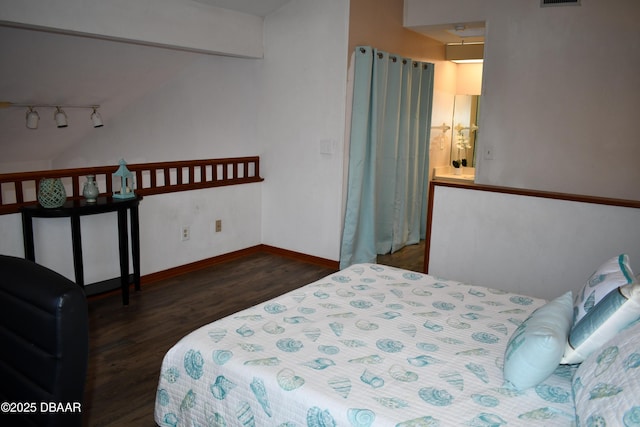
562, 255, 639, 364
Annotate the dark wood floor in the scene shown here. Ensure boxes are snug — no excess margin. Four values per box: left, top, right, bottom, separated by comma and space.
82, 244, 424, 426
377, 239, 426, 273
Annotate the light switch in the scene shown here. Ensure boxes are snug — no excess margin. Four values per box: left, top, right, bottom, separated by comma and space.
484, 145, 494, 160
320, 139, 334, 155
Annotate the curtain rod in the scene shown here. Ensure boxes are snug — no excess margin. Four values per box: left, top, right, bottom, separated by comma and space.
358, 47, 430, 69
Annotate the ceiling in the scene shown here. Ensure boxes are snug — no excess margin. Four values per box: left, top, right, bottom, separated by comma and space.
413, 22, 485, 44
193, 0, 485, 44
193, 0, 292, 16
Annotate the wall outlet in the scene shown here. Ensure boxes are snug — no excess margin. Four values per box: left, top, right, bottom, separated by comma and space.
215, 219, 222, 233
181, 225, 190, 241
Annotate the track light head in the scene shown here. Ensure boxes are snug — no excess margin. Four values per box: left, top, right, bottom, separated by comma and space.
6, 102, 103, 129
91, 108, 103, 128
25, 107, 39, 130
54, 107, 68, 128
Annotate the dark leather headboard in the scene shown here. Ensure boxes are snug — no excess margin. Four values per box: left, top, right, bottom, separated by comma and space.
0, 255, 88, 427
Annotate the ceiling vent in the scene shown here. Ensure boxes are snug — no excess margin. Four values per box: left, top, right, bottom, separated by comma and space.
541, 0, 580, 6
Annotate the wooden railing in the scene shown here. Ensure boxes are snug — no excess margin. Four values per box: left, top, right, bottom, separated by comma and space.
0, 156, 264, 215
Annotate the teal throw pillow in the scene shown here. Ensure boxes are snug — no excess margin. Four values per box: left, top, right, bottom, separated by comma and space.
503, 291, 573, 390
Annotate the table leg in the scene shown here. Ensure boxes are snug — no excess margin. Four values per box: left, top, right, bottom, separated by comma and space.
70, 215, 84, 288
130, 205, 141, 292
21, 213, 35, 261
117, 209, 129, 305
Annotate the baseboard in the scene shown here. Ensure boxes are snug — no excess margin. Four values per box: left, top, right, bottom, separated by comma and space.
140, 245, 339, 286
258, 245, 339, 270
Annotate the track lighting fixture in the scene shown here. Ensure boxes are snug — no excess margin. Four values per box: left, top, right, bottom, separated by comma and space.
0, 102, 104, 129
91, 107, 103, 128
25, 107, 39, 130
54, 107, 68, 128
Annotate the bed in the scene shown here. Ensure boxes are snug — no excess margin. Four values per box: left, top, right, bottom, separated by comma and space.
154, 260, 640, 426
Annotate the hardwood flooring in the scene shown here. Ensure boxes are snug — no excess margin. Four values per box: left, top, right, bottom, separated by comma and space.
82, 253, 336, 426
377, 239, 426, 273
82, 245, 424, 426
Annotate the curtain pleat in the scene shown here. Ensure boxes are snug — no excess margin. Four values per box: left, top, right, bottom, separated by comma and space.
340, 47, 434, 269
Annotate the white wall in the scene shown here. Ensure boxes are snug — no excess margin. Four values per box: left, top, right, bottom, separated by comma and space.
3, 54, 266, 282
456, 63, 482, 96
258, 0, 349, 261
55, 54, 263, 166
0, 214, 23, 258
0, 0, 264, 57
0, 0, 351, 285
138, 186, 262, 278
406, 0, 640, 200
429, 184, 640, 300
0, 25, 204, 170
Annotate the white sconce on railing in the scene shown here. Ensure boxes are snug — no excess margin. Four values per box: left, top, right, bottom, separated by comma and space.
0, 101, 104, 130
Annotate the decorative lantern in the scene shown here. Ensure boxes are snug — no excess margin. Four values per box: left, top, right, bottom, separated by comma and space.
112, 159, 136, 199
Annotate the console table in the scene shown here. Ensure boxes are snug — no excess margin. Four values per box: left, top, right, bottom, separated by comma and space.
21, 196, 142, 305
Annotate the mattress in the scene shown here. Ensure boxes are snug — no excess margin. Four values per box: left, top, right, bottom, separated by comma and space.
154, 263, 577, 426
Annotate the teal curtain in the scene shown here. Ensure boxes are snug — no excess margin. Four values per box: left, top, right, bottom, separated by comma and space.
340, 46, 434, 269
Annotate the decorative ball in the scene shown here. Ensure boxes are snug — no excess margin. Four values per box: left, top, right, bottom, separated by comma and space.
37, 178, 67, 208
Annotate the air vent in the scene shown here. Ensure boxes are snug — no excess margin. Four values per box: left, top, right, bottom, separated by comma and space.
541, 0, 580, 6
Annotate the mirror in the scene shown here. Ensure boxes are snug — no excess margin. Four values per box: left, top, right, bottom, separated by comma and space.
451, 95, 480, 168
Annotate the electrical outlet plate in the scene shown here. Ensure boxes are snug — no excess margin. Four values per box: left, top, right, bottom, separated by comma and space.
181, 225, 190, 241
215, 220, 222, 233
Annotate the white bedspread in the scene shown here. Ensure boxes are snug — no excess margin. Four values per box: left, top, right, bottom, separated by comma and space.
154, 263, 577, 426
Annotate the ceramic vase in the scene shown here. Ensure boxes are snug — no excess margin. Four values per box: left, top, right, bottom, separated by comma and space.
83, 174, 99, 203
37, 178, 67, 208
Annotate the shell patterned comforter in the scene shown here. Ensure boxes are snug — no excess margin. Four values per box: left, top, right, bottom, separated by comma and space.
154, 263, 577, 426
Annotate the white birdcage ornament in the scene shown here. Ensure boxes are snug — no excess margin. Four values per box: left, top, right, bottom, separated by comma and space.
112, 159, 136, 199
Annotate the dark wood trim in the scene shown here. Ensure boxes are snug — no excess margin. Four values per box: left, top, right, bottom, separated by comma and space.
423, 181, 437, 273
424, 180, 640, 274
429, 180, 640, 209
139, 245, 338, 287
141, 246, 264, 285
0, 157, 264, 215
259, 244, 340, 269
88, 247, 267, 301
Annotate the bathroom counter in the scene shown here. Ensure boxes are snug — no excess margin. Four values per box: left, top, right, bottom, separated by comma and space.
432, 166, 475, 182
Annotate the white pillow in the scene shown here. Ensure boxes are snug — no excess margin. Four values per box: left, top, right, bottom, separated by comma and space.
572, 320, 640, 426
503, 291, 573, 390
